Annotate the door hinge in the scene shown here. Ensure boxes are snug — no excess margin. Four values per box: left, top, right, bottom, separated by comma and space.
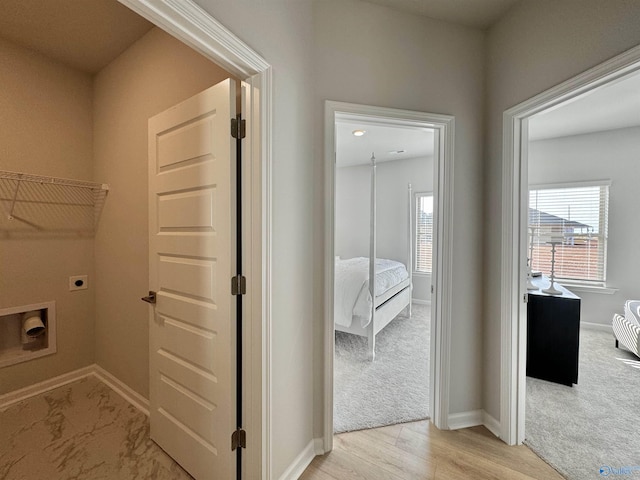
232, 428, 246, 451
431, 285, 434, 294
232, 275, 246, 296
231, 116, 246, 139
524, 293, 528, 303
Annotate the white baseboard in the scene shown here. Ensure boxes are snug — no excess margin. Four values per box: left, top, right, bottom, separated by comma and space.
0, 365, 94, 411
313, 438, 325, 455
0, 364, 150, 417
581, 321, 613, 333
278, 438, 322, 480
448, 409, 483, 430
482, 411, 501, 438
411, 298, 431, 305
93, 364, 150, 416
448, 409, 502, 439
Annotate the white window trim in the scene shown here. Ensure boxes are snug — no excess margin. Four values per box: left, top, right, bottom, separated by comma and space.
528, 181, 610, 285
530, 179, 611, 190
560, 283, 618, 295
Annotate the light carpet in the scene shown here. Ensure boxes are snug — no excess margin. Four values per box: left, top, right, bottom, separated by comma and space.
334, 303, 430, 433
526, 328, 640, 480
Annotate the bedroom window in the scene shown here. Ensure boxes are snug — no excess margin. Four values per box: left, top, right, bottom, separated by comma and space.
415, 193, 433, 274
528, 182, 609, 285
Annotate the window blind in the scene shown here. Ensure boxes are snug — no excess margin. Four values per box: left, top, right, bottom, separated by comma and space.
415, 193, 433, 274
528, 183, 609, 284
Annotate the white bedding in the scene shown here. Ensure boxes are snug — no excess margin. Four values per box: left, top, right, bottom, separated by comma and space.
334, 257, 409, 328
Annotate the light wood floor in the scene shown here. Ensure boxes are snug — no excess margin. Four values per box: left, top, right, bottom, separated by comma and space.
301, 421, 564, 480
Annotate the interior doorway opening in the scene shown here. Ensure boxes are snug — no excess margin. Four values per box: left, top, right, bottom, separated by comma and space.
0, 1, 271, 478
333, 117, 435, 433
501, 44, 640, 451
323, 101, 455, 451
120, 3, 271, 478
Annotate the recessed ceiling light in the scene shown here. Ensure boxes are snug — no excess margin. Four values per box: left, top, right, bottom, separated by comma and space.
352, 129, 366, 137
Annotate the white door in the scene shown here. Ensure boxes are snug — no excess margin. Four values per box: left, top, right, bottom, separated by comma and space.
147, 78, 237, 480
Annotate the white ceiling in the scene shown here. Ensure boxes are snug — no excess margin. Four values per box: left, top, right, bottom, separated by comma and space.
0, 0, 153, 74
529, 71, 640, 141
361, 0, 520, 29
336, 120, 434, 167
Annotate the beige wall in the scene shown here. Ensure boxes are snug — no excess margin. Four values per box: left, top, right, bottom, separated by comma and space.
0, 27, 231, 398
93, 27, 233, 399
484, 0, 640, 421
0, 37, 94, 394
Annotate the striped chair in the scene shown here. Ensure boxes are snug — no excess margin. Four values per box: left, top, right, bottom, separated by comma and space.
613, 300, 640, 358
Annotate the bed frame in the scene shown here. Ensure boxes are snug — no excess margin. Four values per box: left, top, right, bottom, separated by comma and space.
335, 154, 413, 360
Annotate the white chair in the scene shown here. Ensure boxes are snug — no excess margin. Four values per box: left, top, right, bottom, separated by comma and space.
612, 300, 640, 358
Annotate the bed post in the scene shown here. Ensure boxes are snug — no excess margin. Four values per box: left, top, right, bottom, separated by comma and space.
408, 183, 413, 318
368, 153, 377, 361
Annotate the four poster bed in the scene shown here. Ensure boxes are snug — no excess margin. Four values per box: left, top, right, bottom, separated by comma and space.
334, 155, 413, 360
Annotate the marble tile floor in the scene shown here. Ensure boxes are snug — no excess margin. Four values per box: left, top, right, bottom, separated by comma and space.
0, 376, 193, 480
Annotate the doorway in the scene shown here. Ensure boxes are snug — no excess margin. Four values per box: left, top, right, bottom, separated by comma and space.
118, 2, 271, 477
501, 44, 640, 447
0, 1, 271, 478
333, 117, 434, 433
323, 101, 455, 450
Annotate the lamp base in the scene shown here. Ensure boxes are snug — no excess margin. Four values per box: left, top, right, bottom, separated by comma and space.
542, 283, 562, 295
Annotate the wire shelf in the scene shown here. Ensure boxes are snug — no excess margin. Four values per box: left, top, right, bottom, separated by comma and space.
0, 170, 109, 237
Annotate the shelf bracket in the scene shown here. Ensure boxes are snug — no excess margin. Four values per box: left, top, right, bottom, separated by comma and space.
7, 179, 21, 220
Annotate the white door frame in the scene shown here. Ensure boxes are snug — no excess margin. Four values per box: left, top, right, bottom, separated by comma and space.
119, 1, 272, 477
500, 44, 640, 446
323, 101, 455, 450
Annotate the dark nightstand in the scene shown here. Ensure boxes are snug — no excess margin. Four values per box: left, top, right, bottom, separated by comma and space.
527, 276, 581, 386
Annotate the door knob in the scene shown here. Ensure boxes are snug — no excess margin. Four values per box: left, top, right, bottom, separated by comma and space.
141, 291, 157, 304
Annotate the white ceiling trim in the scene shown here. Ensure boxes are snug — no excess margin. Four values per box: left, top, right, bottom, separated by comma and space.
118, 0, 268, 78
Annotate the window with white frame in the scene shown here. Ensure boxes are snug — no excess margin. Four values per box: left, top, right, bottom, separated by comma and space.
415, 193, 433, 274
528, 182, 609, 285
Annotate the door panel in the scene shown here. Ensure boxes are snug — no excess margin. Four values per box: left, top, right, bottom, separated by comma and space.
148, 78, 236, 480
157, 315, 217, 371
158, 255, 216, 301
157, 116, 217, 169
158, 373, 217, 441
158, 189, 216, 230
